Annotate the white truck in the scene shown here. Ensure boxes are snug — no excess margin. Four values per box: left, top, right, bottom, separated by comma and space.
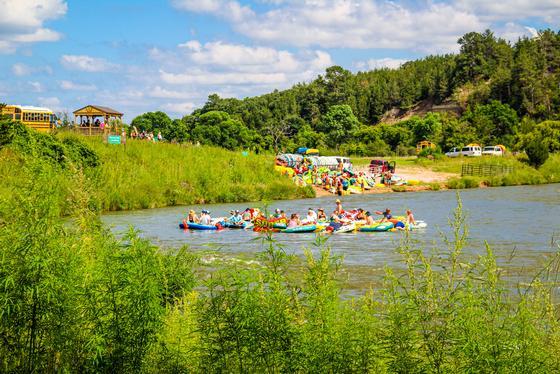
482, 145, 505, 156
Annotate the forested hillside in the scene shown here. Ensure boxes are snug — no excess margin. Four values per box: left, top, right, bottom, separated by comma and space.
132, 29, 560, 156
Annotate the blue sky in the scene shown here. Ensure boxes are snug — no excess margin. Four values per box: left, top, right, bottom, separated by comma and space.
1, 0, 558, 121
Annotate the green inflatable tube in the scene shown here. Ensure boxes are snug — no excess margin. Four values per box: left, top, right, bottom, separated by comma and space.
282, 225, 317, 233
359, 222, 394, 232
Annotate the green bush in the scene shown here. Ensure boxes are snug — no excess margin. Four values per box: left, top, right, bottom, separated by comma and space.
525, 138, 550, 168
3, 160, 560, 372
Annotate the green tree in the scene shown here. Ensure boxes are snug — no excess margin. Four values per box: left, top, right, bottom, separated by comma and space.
317, 105, 360, 148
525, 137, 549, 167
192, 111, 254, 150
464, 100, 519, 145
130, 111, 173, 138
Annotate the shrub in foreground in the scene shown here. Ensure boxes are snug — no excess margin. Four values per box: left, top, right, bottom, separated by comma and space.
1, 157, 560, 372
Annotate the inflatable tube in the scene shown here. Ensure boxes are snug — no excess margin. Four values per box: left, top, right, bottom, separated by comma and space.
359, 222, 394, 232
180, 222, 219, 230
333, 222, 355, 233
407, 221, 427, 230
282, 225, 317, 233
224, 221, 250, 229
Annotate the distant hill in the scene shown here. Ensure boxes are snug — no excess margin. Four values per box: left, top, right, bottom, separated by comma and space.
132, 29, 560, 155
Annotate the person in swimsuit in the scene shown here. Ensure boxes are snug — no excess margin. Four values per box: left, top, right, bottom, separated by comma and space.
379, 208, 392, 223
187, 210, 199, 223
365, 211, 375, 225
287, 213, 301, 228
406, 209, 416, 225
334, 199, 344, 215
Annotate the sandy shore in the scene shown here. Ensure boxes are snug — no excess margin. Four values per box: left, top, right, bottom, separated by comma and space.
313, 166, 458, 197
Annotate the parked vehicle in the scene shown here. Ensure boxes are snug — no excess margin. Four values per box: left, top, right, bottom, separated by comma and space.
369, 160, 396, 174
461, 145, 482, 157
482, 145, 505, 156
445, 147, 462, 158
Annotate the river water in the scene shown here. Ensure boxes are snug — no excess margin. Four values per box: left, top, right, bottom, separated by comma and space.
103, 184, 560, 289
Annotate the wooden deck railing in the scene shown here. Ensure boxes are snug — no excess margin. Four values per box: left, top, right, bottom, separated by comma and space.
461, 164, 513, 177
70, 126, 105, 136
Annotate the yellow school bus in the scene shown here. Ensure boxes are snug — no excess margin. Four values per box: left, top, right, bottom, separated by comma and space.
1, 105, 57, 132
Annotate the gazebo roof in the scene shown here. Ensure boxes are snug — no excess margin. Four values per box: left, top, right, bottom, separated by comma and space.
73, 105, 123, 116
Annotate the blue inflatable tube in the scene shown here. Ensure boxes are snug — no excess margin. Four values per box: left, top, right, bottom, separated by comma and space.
179, 222, 218, 230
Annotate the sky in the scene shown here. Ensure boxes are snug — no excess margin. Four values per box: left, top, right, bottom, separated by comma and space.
0, 0, 558, 121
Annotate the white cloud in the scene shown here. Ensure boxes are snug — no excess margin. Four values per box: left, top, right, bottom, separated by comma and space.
161, 101, 197, 114
171, 0, 223, 12
60, 55, 119, 72
149, 86, 196, 99
160, 70, 287, 85
28, 81, 44, 92
456, 0, 560, 23
365, 58, 408, 70
172, 0, 557, 53
0, 0, 67, 53
38, 96, 61, 109
494, 22, 540, 43
60, 80, 97, 91
12, 62, 53, 76
158, 41, 332, 87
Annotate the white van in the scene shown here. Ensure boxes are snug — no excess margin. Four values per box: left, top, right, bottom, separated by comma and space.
482, 146, 504, 156
461, 145, 482, 157
445, 147, 461, 158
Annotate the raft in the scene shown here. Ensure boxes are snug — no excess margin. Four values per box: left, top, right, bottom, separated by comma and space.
359, 222, 394, 232
333, 222, 356, 233
179, 222, 219, 230
224, 221, 251, 229
282, 225, 317, 233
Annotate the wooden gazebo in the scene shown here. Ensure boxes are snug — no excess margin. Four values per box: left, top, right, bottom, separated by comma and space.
73, 105, 123, 135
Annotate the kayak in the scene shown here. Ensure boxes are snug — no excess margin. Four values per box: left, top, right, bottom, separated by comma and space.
179, 222, 220, 230
359, 222, 394, 232
282, 225, 317, 233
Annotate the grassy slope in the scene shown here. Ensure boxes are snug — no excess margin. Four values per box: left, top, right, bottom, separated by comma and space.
0, 132, 314, 213
77, 136, 315, 211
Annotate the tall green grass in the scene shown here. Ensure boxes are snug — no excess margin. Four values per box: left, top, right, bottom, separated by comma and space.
1, 156, 560, 372
73, 136, 314, 210
0, 122, 313, 213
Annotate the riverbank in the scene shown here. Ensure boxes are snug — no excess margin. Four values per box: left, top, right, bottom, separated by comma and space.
0, 122, 314, 214
336, 154, 560, 195
4, 163, 560, 372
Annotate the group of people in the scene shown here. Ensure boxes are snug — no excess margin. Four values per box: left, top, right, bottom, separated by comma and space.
130, 130, 163, 142
185, 199, 416, 231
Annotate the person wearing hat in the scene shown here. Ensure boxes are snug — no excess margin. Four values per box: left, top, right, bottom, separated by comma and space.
200, 210, 212, 225
334, 199, 344, 215
317, 208, 327, 221
228, 209, 243, 226
187, 209, 199, 223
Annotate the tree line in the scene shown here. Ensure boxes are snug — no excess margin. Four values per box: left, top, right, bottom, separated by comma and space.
131, 29, 560, 157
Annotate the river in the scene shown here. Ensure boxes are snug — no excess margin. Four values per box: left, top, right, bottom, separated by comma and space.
103, 184, 560, 289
